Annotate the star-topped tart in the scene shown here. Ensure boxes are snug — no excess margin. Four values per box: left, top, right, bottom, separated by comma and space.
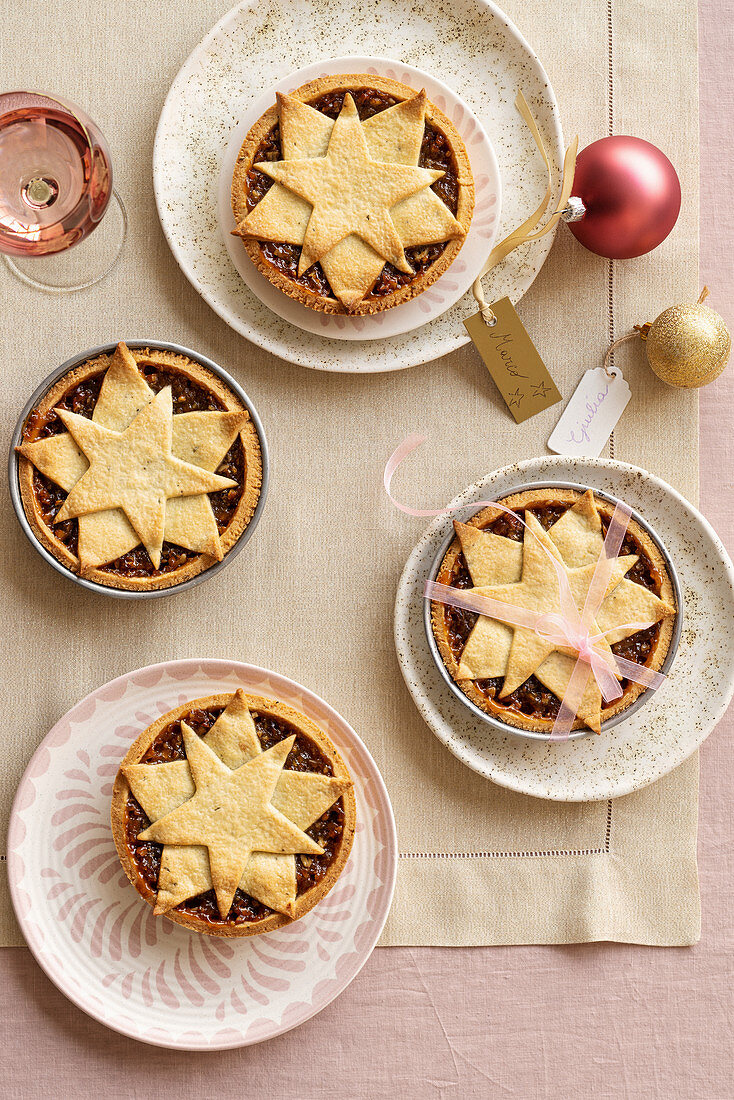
112, 691, 356, 936
255, 93, 444, 281
231, 74, 475, 314
431, 489, 678, 733
51, 387, 235, 568
17, 343, 264, 592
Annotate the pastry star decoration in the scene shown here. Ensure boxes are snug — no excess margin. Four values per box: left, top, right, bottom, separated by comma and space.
124, 691, 352, 918
235, 90, 466, 310
452, 491, 675, 731
20, 343, 248, 571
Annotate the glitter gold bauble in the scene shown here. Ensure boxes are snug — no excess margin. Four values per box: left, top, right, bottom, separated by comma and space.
639, 292, 731, 388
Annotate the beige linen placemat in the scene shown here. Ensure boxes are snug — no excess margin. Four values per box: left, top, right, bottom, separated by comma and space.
0, 0, 699, 946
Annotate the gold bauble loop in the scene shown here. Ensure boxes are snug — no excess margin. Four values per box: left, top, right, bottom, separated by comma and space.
645, 302, 731, 388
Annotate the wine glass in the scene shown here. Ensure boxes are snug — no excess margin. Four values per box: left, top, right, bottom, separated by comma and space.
0, 91, 126, 292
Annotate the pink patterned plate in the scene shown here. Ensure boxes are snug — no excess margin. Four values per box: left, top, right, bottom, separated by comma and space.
7, 659, 396, 1050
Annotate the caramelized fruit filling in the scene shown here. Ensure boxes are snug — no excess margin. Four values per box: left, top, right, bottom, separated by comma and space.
124, 706, 345, 926
245, 87, 459, 301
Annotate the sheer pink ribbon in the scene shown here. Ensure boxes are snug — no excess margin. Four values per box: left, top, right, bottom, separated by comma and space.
385, 435, 666, 739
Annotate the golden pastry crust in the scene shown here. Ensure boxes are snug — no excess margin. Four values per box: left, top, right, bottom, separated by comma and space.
111, 693, 357, 938
18, 348, 263, 592
231, 73, 475, 315
430, 488, 677, 734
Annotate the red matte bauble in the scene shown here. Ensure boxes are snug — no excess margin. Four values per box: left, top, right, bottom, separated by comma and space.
567, 136, 681, 259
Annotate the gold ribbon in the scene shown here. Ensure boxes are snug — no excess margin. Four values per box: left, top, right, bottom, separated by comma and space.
472, 92, 579, 324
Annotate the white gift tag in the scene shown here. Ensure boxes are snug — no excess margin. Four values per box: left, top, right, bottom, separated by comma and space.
548, 367, 631, 457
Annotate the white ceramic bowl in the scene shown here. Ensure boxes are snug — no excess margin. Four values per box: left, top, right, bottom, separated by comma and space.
218, 55, 502, 342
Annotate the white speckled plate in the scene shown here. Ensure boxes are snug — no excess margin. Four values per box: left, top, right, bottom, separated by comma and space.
217, 56, 501, 342
153, 0, 563, 372
7, 659, 396, 1049
394, 456, 734, 802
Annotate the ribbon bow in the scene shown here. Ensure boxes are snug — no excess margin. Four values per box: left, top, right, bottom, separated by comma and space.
471, 92, 579, 325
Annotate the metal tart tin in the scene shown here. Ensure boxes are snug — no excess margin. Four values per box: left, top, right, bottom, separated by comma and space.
423, 480, 683, 742
9, 340, 269, 599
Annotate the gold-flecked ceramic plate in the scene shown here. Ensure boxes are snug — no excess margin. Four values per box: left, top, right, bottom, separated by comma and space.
394, 456, 734, 802
153, 0, 563, 372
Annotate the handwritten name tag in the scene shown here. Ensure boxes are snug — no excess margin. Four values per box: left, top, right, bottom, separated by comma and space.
464, 297, 562, 424
548, 367, 631, 457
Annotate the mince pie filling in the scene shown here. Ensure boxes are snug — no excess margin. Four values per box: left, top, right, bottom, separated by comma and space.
124, 706, 346, 928
21, 361, 245, 578
438, 503, 664, 722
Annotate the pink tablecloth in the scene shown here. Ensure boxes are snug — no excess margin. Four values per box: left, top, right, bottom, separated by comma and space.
3, 3, 732, 1096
